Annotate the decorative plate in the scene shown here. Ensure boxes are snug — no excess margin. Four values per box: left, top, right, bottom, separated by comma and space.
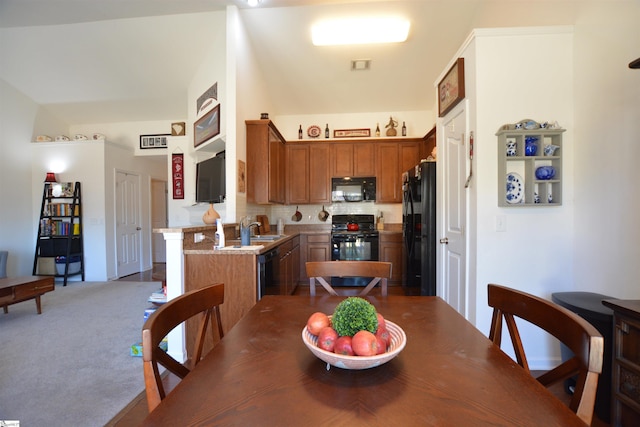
307, 125, 321, 138
302, 320, 406, 370
506, 172, 524, 204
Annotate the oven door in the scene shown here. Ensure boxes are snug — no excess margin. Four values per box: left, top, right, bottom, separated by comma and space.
331, 233, 379, 286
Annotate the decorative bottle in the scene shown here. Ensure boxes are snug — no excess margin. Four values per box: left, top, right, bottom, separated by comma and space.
375, 123, 380, 137
298, 125, 303, 139
402, 121, 407, 136
214, 218, 225, 249
325, 124, 329, 138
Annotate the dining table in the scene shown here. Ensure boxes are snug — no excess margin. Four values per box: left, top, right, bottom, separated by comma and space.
141, 295, 587, 426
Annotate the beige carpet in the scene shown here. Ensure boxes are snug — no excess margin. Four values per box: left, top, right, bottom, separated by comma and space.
0, 279, 159, 427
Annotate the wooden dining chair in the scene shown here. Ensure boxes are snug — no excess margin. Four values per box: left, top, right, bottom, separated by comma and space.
142, 283, 224, 412
306, 261, 392, 296
487, 283, 603, 425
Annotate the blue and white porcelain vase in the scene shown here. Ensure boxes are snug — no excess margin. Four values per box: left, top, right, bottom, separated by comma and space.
525, 137, 538, 156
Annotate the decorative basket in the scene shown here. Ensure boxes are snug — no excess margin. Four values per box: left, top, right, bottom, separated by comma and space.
302, 320, 406, 370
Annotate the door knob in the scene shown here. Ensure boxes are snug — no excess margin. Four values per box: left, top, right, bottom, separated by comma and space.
439, 237, 449, 244
136, 227, 142, 231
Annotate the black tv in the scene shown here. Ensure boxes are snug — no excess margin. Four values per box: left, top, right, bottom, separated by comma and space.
196, 152, 225, 203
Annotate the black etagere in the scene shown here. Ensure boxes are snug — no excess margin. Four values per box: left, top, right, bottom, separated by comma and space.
33, 181, 84, 286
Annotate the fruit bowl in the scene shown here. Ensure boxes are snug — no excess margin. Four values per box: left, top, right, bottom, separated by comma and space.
302, 320, 406, 370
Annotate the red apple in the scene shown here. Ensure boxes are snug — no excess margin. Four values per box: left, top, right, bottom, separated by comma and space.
334, 336, 354, 356
317, 327, 338, 352
352, 330, 378, 356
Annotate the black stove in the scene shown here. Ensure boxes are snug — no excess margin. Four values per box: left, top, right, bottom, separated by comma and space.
330, 214, 379, 286
331, 214, 378, 236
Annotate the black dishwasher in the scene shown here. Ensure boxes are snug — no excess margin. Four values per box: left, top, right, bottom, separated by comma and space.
257, 248, 280, 299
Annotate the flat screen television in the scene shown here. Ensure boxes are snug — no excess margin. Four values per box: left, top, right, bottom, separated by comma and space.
195, 152, 225, 203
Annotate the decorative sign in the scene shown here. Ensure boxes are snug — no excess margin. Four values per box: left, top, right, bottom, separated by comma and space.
238, 160, 246, 193
438, 58, 465, 117
197, 82, 218, 114
172, 153, 184, 199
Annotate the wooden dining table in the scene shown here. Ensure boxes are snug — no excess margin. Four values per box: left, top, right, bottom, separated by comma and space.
141, 295, 587, 426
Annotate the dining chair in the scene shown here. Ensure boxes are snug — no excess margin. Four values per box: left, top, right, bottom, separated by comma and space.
306, 261, 392, 296
142, 282, 224, 412
487, 283, 603, 425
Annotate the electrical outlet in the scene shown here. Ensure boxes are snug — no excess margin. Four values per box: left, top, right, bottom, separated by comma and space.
194, 232, 205, 243
495, 215, 506, 232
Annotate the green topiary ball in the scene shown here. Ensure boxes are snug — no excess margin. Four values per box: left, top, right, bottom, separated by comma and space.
332, 297, 378, 337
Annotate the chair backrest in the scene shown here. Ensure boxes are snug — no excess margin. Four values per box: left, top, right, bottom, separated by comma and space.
487, 283, 603, 425
142, 283, 224, 412
306, 261, 392, 296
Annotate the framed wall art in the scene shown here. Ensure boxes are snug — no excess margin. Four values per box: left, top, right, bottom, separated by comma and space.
194, 104, 220, 148
438, 58, 465, 117
333, 128, 371, 138
140, 134, 169, 149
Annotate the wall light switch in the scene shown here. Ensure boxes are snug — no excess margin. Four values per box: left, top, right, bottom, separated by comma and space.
194, 232, 205, 243
495, 215, 506, 232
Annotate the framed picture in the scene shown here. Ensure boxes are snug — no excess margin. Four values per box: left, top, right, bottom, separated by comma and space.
333, 128, 371, 138
171, 122, 185, 136
140, 134, 169, 149
194, 104, 220, 148
238, 160, 246, 193
438, 58, 465, 117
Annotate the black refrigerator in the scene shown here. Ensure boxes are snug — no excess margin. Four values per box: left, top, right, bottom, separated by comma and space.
402, 161, 436, 296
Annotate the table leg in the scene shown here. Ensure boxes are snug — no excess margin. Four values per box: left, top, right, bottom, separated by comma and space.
2, 305, 7, 314
35, 295, 42, 314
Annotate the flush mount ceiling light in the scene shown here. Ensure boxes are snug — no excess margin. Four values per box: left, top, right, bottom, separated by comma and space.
312, 17, 410, 46
247, 0, 261, 7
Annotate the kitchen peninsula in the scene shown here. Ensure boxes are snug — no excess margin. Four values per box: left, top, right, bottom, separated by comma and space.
154, 223, 329, 362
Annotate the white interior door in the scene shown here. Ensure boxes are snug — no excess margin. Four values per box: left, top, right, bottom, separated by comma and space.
116, 171, 142, 277
151, 179, 167, 263
438, 105, 467, 316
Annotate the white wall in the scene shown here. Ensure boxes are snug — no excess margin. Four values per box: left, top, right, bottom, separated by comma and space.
0, 80, 66, 276
572, 2, 640, 298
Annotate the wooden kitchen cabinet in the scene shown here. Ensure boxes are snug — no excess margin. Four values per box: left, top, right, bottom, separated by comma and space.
379, 232, 403, 284
300, 233, 331, 281
376, 140, 421, 203
246, 120, 286, 204
278, 236, 300, 295
330, 142, 376, 177
287, 143, 330, 204
602, 299, 640, 426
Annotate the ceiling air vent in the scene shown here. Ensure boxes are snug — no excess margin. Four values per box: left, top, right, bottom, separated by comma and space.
351, 59, 371, 71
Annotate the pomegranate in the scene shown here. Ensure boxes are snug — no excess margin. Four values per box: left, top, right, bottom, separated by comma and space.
352, 330, 378, 356
334, 336, 354, 356
317, 327, 338, 352
306, 312, 330, 335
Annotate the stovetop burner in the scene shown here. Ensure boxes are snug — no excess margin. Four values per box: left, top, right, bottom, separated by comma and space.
331, 214, 377, 235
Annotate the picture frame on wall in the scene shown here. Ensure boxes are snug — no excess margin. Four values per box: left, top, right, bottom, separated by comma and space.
438, 58, 465, 117
140, 134, 170, 149
194, 104, 220, 148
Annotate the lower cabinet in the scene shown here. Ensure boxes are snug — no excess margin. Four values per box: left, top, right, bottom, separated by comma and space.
602, 300, 640, 426
279, 236, 300, 295
300, 233, 331, 281
379, 232, 403, 285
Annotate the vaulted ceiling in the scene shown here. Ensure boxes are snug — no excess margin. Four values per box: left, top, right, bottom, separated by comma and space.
0, 0, 584, 125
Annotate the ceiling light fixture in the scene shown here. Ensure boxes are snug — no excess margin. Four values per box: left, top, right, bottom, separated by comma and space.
247, 0, 261, 7
312, 17, 410, 46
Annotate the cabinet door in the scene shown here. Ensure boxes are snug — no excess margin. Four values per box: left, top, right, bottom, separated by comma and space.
354, 143, 376, 176
400, 141, 420, 174
379, 233, 403, 284
291, 242, 300, 294
331, 143, 354, 177
300, 234, 331, 281
309, 144, 330, 203
268, 128, 286, 204
287, 145, 309, 204
376, 143, 400, 203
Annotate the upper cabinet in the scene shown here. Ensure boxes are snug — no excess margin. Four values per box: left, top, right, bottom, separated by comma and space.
246, 120, 286, 204
246, 120, 427, 205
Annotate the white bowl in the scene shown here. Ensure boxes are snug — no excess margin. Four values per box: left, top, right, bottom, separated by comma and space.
302, 320, 406, 370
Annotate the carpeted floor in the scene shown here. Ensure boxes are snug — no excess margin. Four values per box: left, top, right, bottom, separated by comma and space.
0, 279, 159, 427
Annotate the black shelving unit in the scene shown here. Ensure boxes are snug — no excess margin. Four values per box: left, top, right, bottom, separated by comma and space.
33, 181, 84, 286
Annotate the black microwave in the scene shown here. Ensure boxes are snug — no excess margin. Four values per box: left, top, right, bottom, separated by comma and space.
331, 177, 376, 202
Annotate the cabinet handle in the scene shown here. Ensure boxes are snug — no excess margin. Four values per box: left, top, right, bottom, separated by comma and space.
619, 322, 630, 334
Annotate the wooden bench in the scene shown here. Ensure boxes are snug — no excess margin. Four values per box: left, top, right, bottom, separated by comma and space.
0, 276, 55, 314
